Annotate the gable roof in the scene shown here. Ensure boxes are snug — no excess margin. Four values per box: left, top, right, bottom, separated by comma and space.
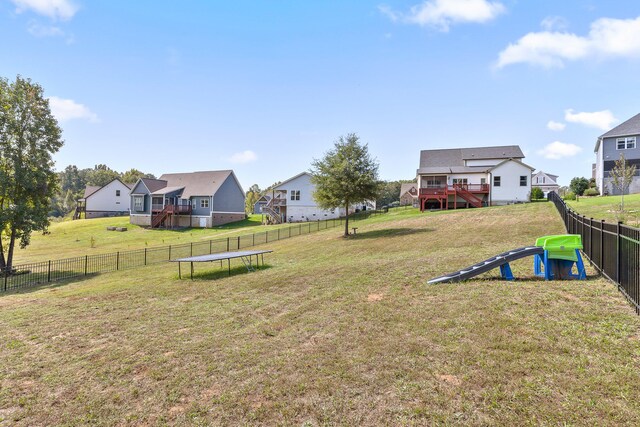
419, 145, 524, 169
533, 170, 559, 181
400, 183, 417, 196
158, 170, 235, 199
489, 158, 535, 172
595, 113, 640, 152
273, 172, 312, 190
82, 186, 101, 199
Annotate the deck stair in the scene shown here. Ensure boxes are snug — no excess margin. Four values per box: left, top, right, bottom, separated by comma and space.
454, 185, 483, 208
152, 205, 171, 228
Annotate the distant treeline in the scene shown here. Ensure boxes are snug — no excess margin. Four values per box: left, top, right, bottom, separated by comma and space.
50, 165, 155, 217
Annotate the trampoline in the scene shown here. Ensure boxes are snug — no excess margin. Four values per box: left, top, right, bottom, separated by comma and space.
171, 250, 272, 279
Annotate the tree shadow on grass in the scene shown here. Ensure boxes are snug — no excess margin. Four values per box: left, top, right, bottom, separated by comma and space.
175, 264, 273, 281
349, 228, 433, 240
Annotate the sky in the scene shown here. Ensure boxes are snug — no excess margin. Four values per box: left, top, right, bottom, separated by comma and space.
2, 0, 640, 189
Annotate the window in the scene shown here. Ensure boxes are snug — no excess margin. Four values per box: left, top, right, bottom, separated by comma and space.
617, 137, 636, 150
134, 196, 143, 211
520, 176, 527, 186
290, 190, 300, 201
116, 190, 121, 196
200, 198, 209, 209
493, 176, 501, 187
452, 178, 468, 185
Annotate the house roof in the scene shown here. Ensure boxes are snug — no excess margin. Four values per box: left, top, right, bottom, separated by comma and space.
417, 166, 490, 174
139, 178, 168, 194
489, 158, 535, 172
595, 113, 640, 152
533, 170, 559, 180
272, 172, 312, 190
399, 183, 418, 196
419, 145, 524, 169
158, 170, 235, 199
82, 186, 101, 199
151, 186, 185, 196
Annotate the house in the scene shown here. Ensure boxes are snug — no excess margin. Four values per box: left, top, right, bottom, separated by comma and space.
129, 170, 245, 228
594, 113, 640, 195
253, 194, 271, 214
416, 145, 534, 211
399, 183, 419, 207
261, 172, 340, 223
531, 171, 560, 196
74, 178, 132, 219
260, 172, 375, 224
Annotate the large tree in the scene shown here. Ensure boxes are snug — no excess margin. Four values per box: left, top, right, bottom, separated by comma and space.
311, 133, 380, 237
245, 184, 261, 215
610, 153, 637, 211
569, 177, 589, 196
0, 76, 63, 272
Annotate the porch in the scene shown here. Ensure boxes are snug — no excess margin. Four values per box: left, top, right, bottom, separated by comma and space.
419, 184, 490, 211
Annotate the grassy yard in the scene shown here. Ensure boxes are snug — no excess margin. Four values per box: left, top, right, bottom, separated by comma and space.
566, 193, 640, 226
1, 203, 639, 425
13, 214, 283, 264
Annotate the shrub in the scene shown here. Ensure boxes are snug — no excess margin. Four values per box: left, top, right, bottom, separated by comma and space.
563, 192, 576, 201
583, 188, 600, 196
530, 187, 545, 200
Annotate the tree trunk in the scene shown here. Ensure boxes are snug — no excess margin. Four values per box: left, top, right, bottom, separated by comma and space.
344, 201, 349, 237
5, 228, 16, 273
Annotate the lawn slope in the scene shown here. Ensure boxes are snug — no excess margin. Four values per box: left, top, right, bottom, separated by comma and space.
1, 202, 639, 425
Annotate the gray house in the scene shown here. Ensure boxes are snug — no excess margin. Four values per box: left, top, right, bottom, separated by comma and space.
595, 113, 640, 195
129, 170, 245, 228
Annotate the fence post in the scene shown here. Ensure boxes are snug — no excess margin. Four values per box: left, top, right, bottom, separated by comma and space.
227, 237, 230, 252
47, 260, 51, 282
278, 228, 280, 240
600, 220, 605, 270
85, 255, 88, 275
117, 252, 120, 270
4, 268, 7, 291
589, 218, 593, 259
237, 236, 240, 249
209, 240, 212, 254
616, 221, 621, 284
144, 248, 147, 265
190, 242, 193, 257
169, 245, 172, 260
253, 233, 255, 246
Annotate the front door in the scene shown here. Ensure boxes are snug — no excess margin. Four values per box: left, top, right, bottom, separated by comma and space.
199, 217, 207, 228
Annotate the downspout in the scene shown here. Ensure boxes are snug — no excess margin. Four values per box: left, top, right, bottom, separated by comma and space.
488, 171, 492, 206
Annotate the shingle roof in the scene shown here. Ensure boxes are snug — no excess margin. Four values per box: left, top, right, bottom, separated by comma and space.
419, 145, 524, 168
400, 183, 417, 196
140, 178, 168, 193
83, 186, 101, 199
599, 113, 640, 139
158, 170, 234, 199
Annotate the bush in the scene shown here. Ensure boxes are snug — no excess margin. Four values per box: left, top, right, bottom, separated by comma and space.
569, 177, 590, 196
563, 191, 576, 201
583, 188, 600, 196
530, 187, 545, 200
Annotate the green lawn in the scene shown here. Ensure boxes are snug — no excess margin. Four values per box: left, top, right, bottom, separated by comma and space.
1, 203, 639, 425
566, 193, 640, 226
13, 214, 285, 264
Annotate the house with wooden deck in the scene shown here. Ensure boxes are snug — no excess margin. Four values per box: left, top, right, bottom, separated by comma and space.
260, 172, 375, 224
129, 170, 245, 228
417, 145, 534, 211
74, 178, 132, 219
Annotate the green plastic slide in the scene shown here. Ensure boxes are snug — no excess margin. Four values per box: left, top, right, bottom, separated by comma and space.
534, 234, 583, 262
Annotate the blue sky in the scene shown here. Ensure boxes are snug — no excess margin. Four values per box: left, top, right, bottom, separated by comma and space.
2, 0, 640, 189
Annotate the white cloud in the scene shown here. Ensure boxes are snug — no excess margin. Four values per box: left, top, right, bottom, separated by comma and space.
380, 0, 505, 31
547, 120, 566, 131
48, 96, 98, 123
540, 16, 568, 32
496, 16, 640, 68
537, 141, 582, 160
229, 150, 257, 164
564, 109, 617, 130
27, 21, 64, 37
11, 0, 78, 20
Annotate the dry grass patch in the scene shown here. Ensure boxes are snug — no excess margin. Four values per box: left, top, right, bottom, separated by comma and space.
0, 203, 639, 425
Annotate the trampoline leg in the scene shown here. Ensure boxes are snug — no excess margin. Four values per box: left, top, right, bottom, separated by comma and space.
500, 263, 514, 281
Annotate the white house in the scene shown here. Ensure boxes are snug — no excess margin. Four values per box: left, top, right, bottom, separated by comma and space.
416, 145, 534, 210
531, 170, 560, 196
75, 178, 132, 219
262, 172, 340, 223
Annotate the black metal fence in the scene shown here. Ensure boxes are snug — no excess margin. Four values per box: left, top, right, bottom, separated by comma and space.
549, 191, 640, 313
0, 210, 391, 293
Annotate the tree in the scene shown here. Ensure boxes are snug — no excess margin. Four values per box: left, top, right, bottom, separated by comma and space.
530, 187, 544, 200
121, 168, 155, 184
86, 164, 120, 187
245, 184, 261, 215
569, 177, 589, 196
610, 153, 637, 211
0, 76, 63, 272
310, 133, 380, 237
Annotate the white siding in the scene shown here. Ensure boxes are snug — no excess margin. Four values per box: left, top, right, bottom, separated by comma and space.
465, 159, 501, 167
595, 143, 604, 193
447, 173, 488, 185
86, 180, 131, 212
274, 173, 340, 221
490, 161, 532, 204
